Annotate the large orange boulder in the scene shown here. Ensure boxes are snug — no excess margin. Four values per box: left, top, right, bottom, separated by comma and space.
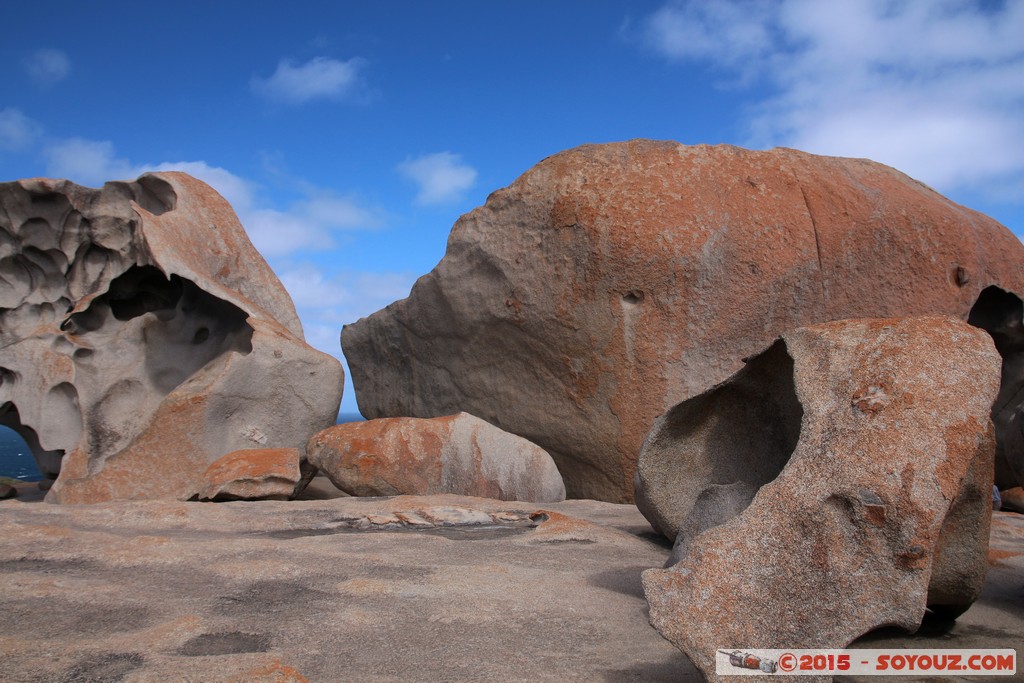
0, 173, 343, 502
342, 140, 1024, 502
306, 413, 566, 503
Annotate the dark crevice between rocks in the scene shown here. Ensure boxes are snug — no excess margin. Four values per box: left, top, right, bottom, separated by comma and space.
967, 286, 1024, 488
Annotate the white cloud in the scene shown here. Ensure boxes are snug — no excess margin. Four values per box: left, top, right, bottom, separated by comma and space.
397, 152, 478, 205
245, 195, 384, 257
148, 161, 256, 213
42, 136, 383, 257
42, 138, 138, 184
251, 56, 367, 104
639, 0, 1024, 195
42, 139, 254, 209
278, 265, 417, 412
0, 108, 43, 152
24, 48, 70, 85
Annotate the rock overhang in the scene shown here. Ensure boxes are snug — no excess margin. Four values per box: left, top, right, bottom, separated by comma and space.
0, 172, 344, 502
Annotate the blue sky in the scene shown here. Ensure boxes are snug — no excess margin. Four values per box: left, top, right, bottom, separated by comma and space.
2, 1, 1022, 414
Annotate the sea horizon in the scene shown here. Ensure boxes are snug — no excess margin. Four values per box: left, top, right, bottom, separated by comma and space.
0, 412, 367, 482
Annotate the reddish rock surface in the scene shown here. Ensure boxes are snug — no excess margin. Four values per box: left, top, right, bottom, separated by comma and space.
197, 448, 303, 501
0, 173, 343, 503
640, 316, 1002, 682
342, 140, 1024, 502
306, 412, 565, 503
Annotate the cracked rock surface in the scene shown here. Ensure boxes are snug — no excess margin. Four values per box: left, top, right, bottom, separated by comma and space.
0, 173, 343, 502
342, 140, 1024, 503
639, 316, 1002, 682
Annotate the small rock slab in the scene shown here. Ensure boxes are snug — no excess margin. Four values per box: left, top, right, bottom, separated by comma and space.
197, 448, 301, 501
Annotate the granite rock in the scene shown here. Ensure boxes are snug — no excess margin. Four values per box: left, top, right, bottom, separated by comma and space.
640, 316, 1001, 681
307, 412, 565, 503
197, 448, 303, 502
0, 173, 344, 502
342, 140, 1024, 502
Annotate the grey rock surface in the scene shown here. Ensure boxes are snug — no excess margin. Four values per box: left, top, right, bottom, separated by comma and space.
640, 316, 1002, 681
0, 494, 697, 682
1, 491, 1021, 682
307, 412, 566, 503
342, 141, 1024, 503
0, 173, 343, 502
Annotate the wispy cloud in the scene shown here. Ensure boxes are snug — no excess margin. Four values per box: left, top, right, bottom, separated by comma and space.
636, 0, 1024, 196
245, 196, 385, 257
397, 152, 478, 205
278, 265, 417, 355
43, 138, 138, 185
24, 48, 71, 85
42, 136, 383, 257
251, 56, 368, 104
0, 108, 43, 152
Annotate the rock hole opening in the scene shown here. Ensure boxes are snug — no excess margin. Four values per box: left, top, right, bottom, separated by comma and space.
622, 291, 643, 305
637, 340, 803, 552
0, 404, 58, 481
106, 266, 184, 322
967, 286, 1024, 489
133, 175, 177, 216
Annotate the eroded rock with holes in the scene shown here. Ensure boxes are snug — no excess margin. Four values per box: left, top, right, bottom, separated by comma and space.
0, 173, 343, 502
342, 140, 1024, 503
639, 316, 1000, 682
306, 412, 566, 503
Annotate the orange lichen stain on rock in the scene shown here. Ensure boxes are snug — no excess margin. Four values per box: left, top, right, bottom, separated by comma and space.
529, 510, 599, 537
937, 417, 990, 501
851, 383, 891, 415
225, 659, 309, 683
863, 503, 887, 527
986, 548, 1023, 567
810, 534, 833, 572
203, 448, 298, 482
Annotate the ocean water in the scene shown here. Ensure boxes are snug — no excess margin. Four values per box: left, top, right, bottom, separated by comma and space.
0, 414, 366, 482
0, 427, 42, 482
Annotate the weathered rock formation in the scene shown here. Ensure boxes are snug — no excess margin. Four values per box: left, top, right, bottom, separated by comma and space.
640, 316, 1001, 681
307, 412, 566, 502
342, 140, 1024, 502
0, 173, 344, 502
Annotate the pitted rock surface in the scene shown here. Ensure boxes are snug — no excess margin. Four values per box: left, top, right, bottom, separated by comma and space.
342, 140, 1024, 502
640, 316, 1002, 682
0, 173, 343, 502
307, 412, 565, 503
